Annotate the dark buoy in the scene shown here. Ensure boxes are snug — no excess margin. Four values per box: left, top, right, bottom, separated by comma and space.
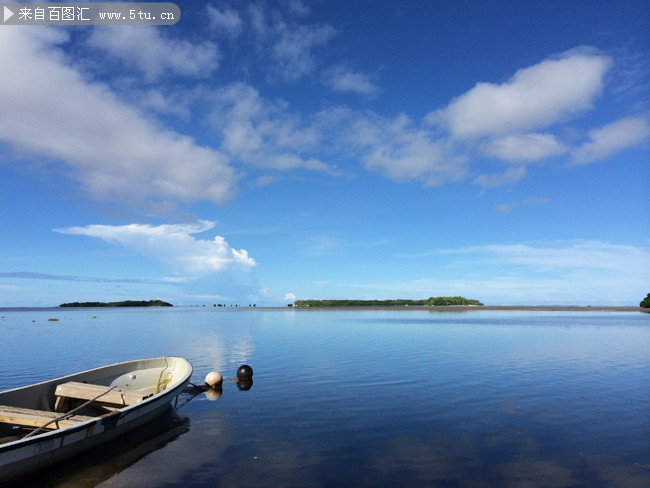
237, 378, 253, 391
237, 364, 253, 380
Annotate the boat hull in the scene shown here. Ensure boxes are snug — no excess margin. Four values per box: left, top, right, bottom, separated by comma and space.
0, 357, 192, 482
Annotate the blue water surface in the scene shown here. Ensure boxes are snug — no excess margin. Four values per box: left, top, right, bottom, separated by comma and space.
1, 308, 649, 487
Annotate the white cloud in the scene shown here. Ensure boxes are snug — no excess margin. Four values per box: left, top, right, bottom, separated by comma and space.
473, 166, 528, 189
495, 203, 513, 214
254, 175, 282, 187
258, 287, 272, 298
307, 280, 330, 286
55, 221, 256, 276
481, 133, 568, 162
4, 26, 633, 205
428, 51, 611, 139
248, 3, 335, 81
313, 49, 624, 188
163, 277, 190, 283
341, 113, 467, 185
0, 26, 237, 211
272, 23, 336, 81
0, 271, 155, 284
570, 116, 650, 164
248, 3, 268, 39
439, 241, 649, 273
522, 197, 552, 205
207, 5, 243, 38
495, 197, 552, 214
286, 0, 310, 16
211, 83, 340, 174
87, 26, 219, 81
285, 292, 296, 301
134, 88, 192, 119
325, 66, 379, 96
386, 240, 650, 305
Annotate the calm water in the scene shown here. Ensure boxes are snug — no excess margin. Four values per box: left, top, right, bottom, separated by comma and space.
1, 308, 649, 487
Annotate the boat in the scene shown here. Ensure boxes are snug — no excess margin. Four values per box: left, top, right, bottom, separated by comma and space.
0, 356, 193, 482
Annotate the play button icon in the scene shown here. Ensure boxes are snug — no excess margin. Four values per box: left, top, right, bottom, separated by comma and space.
3, 5, 14, 22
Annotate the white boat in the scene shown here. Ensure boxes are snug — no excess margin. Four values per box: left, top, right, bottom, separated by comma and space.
0, 356, 192, 482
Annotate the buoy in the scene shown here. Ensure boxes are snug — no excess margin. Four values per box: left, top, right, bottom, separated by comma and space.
205, 388, 222, 401
204, 371, 223, 388
237, 378, 253, 391
237, 364, 253, 379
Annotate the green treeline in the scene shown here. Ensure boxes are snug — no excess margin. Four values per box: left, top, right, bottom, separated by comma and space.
293, 297, 484, 307
59, 300, 173, 308
641, 293, 650, 308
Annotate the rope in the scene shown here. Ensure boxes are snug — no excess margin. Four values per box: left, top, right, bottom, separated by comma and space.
24, 356, 175, 439
23, 386, 117, 439
156, 356, 172, 393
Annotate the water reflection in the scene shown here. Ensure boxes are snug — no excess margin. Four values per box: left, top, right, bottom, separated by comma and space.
1, 309, 647, 487
7, 408, 189, 488
181, 378, 253, 401
236, 379, 253, 391
204, 387, 222, 401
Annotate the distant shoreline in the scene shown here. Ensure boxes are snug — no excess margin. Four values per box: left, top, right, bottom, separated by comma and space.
59, 300, 173, 308
284, 306, 646, 312
0, 305, 646, 312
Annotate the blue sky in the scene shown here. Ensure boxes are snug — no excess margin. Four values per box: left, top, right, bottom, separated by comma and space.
1, 0, 649, 307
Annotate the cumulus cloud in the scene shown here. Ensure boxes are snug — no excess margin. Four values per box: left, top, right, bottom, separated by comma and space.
325, 66, 379, 96
55, 221, 255, 276
314, 49, 623, 188
570, 116, 650, 164
0, 26, 237, 211
1, 22, 638, 203
481, 133, 568, 162
428, 51, 612, 139
285, 292, 296, 301
87, 26, 219, 80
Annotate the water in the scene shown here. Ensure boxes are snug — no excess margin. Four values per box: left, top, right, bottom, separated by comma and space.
1, 308, 649, 487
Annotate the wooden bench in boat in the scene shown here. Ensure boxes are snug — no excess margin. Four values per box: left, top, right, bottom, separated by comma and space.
54, 382, 148, 412
0, 405, 94, 430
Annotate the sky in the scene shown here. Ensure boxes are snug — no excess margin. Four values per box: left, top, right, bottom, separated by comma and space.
0, 0, 649, 307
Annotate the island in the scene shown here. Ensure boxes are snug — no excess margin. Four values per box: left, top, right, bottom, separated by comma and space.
640, 293, 650, 308
293, 297, 484, 307
59, 300, 173, 308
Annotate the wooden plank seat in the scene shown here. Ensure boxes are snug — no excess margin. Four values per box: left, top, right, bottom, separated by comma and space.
0, 405, 94, 430
54, 382, 148, 412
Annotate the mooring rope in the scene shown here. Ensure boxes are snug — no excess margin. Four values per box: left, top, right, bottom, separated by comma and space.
156, 356, 172, 393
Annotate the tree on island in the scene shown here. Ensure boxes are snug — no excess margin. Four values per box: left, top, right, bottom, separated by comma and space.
641, 293, 650, 308
293, 297, 483, 307
59, 300, 173, 308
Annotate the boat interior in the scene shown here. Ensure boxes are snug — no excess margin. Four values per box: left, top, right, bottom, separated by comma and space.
0, 358, 186, 443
